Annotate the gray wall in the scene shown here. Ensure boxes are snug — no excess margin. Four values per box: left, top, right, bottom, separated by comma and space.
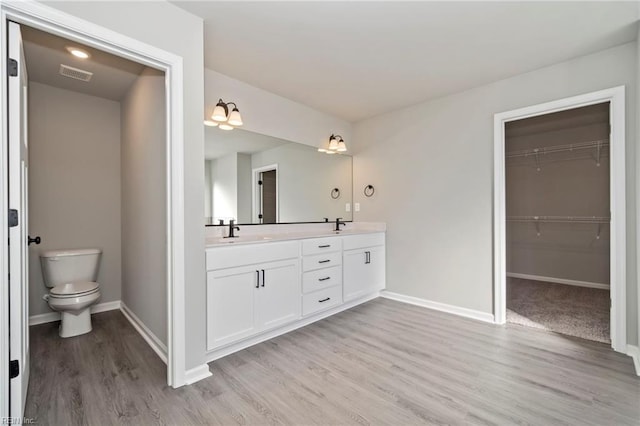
506, 105, 610, 285
28, 82, 122, 316
46, 1, 207, 370
121, 67, 167, 344
352, 42, 638, 344
251, 143, 353, 222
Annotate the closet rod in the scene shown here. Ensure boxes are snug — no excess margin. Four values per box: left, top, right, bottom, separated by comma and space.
506, 215, 610, 224
506, 139, 609, 159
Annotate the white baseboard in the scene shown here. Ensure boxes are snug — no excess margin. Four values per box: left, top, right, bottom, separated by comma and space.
29, 300, 121, 326
184, 364, 212, 385
380, 291, 495, 324
507, 272, 609, 290
120, 302, 168, 364
627, 345, 640, 376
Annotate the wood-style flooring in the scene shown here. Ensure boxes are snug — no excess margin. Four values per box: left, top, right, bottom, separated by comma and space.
26, 298, 640, 425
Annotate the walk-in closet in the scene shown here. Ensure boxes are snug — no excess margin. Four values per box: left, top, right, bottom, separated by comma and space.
505, 103, 610, 343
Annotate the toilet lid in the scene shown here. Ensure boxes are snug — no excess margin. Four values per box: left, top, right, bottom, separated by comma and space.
50, 281, 99, 297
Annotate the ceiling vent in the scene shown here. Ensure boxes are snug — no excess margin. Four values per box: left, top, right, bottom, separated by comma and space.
59, 64, 93, 82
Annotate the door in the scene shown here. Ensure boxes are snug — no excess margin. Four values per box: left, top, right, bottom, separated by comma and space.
206, 266, 258, 350
343, 246, 385, 302
8, 21, 30, 419
255, 259, 300, 330
260, 170, 277, 224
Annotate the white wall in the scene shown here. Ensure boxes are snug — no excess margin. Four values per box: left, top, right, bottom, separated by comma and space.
28, 83, 121, 316
211, 153, 238, 222
237, 154, 252, 224
353, 42, 638, 344
44, 0, 206, 370
205, 68, 352, 149
121, 67, 167, 344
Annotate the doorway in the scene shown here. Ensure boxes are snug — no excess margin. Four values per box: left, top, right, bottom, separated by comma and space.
253, 164, 278, 224
493, 87, 626, 352
1, 1, 188, 420
504, 103, 611, 343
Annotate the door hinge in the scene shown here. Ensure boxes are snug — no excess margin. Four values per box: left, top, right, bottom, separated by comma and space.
9, 360, 19, 379
8, 58, 18, 77
258, 180, 263, 185
258, 214, 263, 219
9, 209, 18, 227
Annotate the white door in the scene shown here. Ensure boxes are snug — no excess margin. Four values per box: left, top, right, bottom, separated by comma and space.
8, 21, 30, 419
255, 259, 300, 331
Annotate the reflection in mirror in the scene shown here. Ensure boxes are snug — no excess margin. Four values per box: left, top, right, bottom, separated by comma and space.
205, 127, 353, 225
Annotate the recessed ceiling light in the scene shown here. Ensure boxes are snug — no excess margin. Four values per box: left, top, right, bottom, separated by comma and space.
66, 47, 90, 59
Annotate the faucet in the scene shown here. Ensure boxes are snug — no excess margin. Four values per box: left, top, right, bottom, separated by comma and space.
224, 219, 240, 238
334, 217, 345, 232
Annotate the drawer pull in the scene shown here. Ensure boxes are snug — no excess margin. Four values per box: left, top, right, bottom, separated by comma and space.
318, 244, 331, 248
318, 277, 331, 282
318, 259, 331, 264
319, 297, 331, 303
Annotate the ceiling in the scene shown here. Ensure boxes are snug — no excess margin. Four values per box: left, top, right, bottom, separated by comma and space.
174, 1, 639, 122
22, 25, 145, 101
205, 127, 288, 159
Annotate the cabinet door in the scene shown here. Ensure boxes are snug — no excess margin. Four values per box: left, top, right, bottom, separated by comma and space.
207, 266, 259, 350
343, 245, 386, 302
256, 259, 301, 331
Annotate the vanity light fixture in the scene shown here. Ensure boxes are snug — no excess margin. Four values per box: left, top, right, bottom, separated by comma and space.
318, 134, 347, 154
209, 98, 243, 130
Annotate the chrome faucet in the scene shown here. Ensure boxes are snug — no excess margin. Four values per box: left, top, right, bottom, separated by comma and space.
334, 217, 345, 232
225, 219, 240, 238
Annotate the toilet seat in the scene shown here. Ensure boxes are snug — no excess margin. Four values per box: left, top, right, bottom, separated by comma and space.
50, 281, 100, 299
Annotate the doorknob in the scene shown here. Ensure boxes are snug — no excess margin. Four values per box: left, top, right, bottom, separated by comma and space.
28, 236, 41, 245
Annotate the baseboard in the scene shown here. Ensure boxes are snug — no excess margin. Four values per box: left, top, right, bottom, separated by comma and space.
29, 300, 121, 326
507, 272, 609, 290
120, 302, 168, 364
380, 291, 495, 323
627, 345, 640, 376
184, 364, 212, 385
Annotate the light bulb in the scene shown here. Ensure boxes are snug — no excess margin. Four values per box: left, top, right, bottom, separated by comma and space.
328, 138, 338, 150
336, 141, 347, 152
219, 123, 234, 131
66, 47, 90, 59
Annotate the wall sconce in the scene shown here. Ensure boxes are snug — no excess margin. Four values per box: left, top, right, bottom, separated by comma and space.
204, 98, 243, 130
318, 134, 347, 154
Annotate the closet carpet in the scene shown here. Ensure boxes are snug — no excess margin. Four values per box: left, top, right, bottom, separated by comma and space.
507, 278, 610, 343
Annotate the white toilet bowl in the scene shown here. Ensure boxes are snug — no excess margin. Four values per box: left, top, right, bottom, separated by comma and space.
47, 281, 101, 338
40, 248, 102, 338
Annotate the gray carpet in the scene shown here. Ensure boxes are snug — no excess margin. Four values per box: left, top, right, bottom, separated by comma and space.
507, 278, 610, 343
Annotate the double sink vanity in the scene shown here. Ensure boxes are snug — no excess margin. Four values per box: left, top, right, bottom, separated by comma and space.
203, 126, 385, 361
204, 224, 386, 361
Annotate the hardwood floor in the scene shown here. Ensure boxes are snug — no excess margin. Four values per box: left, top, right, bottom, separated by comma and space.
26, 298, 640, 425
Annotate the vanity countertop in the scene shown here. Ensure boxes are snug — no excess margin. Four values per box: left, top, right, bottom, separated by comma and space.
205, 223, 385, 248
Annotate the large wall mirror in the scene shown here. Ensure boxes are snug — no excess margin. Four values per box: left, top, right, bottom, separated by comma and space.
205, 127, 353, 225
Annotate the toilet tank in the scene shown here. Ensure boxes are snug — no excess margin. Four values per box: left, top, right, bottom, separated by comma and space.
40, 248, 102, 288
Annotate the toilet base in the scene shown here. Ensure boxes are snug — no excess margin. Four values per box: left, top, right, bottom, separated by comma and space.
59, 309, 92, 338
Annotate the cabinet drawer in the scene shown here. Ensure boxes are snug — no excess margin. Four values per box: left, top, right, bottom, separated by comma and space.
206, 241, 299, 270
302, 265, 342, 294
302, 285, 342, 316
343, 233, 385, 251
302, 237, 342, 256
302, 251, 342, 272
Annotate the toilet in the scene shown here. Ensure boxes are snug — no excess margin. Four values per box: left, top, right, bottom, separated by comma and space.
39, 248, 102, 338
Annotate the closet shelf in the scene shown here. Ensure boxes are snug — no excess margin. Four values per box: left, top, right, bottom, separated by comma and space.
505, 139, 609, 159
506, 215, 610, 224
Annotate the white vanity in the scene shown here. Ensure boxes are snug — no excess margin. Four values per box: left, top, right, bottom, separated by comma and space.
204, 226, 385, 362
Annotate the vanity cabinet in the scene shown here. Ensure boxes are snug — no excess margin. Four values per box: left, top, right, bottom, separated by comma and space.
343, 234, 386, 302
206, 232, 385, 358
206, 241, 300, 351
